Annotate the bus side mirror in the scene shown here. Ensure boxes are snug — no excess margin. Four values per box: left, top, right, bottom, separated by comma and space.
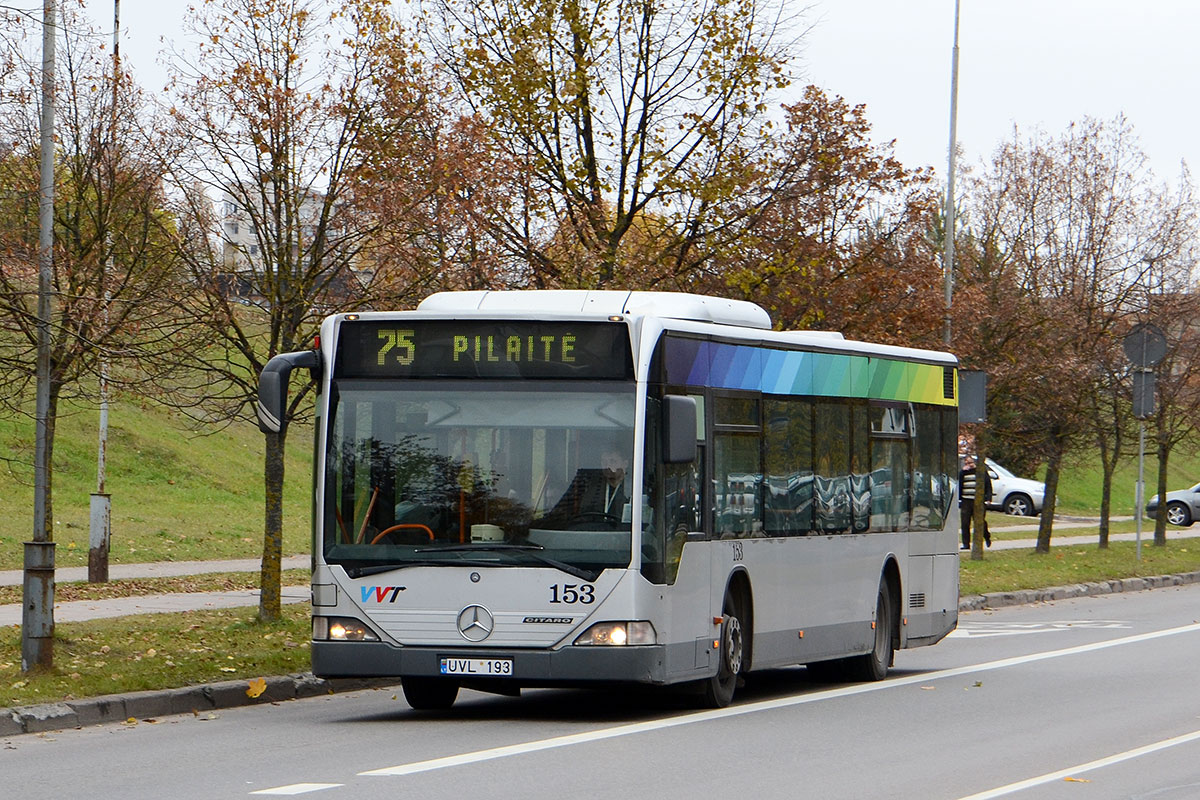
663, 395, 697, 464
257, 350, 321, 434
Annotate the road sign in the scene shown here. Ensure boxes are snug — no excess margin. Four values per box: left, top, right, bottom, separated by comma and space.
1133, 370, 1156, 419
1123, 323, 1167, 367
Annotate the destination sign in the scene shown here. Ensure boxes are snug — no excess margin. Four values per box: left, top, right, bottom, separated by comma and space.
334, 320, 633, 379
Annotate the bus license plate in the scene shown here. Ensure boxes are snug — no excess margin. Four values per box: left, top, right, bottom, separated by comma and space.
439, 657, 513, 676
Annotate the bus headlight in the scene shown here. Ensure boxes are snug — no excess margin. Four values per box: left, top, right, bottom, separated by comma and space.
313, 616, 380, 642
573, 621, 656, 646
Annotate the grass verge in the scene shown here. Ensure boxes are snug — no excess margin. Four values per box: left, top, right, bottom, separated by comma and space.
960, 539, 1200, 595
1, 604, 311, 708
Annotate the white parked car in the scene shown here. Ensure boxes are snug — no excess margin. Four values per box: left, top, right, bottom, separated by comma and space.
984, 459, 1045, 517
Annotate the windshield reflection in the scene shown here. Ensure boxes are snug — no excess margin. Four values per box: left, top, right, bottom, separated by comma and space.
324, 381, 636, 572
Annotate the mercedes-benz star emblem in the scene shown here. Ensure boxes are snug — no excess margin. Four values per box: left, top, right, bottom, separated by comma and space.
456, 604, 495, 642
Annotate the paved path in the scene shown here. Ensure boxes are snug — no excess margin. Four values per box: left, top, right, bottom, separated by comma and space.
978, 516, 1200, 550
0, 554, 311, 587
0, 586, 310, 626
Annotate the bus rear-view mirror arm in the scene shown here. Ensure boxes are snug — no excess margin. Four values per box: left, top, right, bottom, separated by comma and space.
663, 395, 697, 464
257, 350, 321, 435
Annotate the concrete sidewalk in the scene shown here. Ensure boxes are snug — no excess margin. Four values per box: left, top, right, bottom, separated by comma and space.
0, 585, 310, 626
0, 554, 310, 587
975, 519, 1200, 550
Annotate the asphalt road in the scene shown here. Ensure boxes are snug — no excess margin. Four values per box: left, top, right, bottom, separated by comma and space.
5, 583, 1199, 800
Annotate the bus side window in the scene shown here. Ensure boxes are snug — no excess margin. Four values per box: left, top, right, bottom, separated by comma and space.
714, 433, 762, 537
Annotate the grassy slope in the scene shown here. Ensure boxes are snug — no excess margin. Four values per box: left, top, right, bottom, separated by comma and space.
1049, 446, 1200, 515
0, 394, 312, 571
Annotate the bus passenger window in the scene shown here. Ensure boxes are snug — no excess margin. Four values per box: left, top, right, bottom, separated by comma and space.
715, 434, 761, 537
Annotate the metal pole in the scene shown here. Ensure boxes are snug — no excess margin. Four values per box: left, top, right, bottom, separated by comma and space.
24, 0, 58, 672
1136, 421, 1145, 562
90, 0, 119, 583
943, 0, 961, 348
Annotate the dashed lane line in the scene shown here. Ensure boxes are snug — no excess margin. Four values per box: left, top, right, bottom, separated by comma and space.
954, 729, 1200, 799
354, 622, 1200, 779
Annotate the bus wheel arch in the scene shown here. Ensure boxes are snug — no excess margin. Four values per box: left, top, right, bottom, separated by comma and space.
881, 558, 901, 654
701, 569, 753, 708
847, 560, 900, 682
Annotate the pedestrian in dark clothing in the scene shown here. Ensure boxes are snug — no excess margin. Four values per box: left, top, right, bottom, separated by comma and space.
960, 456, 993, 549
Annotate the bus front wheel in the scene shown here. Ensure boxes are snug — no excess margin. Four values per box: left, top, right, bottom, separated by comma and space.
402, 677, 459, 711
702, 594, 745, 708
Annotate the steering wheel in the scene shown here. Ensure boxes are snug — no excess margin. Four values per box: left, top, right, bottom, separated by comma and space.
370, 523, 435, 545
565, 511, 623, 530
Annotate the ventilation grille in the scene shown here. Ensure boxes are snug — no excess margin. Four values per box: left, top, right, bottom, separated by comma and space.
943, 368, 956, 400
909, 592, 927, 610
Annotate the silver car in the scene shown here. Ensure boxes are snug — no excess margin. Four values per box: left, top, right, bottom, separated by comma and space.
984, 459, 1045, 517
1146, 482, 1200, 527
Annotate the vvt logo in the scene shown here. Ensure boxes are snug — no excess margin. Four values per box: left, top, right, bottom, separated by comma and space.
361, 586, 406, 603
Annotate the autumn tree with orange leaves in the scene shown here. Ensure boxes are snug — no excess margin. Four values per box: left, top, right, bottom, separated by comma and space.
713, 86, 944, 346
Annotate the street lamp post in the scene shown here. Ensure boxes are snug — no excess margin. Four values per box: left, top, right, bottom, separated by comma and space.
943, 0, 961, 348
24, 0, 58, 672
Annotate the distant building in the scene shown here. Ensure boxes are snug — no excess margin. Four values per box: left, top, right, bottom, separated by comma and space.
218, 187, 374, 308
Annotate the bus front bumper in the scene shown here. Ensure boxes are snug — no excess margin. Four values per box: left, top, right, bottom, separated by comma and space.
311, 640, 669, 685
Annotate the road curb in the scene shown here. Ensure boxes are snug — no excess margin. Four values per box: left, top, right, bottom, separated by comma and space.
958, 569, 1200, 611
1, 674, 396, 738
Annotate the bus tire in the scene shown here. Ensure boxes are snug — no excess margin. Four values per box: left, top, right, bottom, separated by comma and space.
702, 592, 746, 708
402, 677, 459, 710
846, 580, 895, 682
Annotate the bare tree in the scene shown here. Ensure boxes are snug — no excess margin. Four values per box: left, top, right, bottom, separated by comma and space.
1139, 290, 1200, 545
162, 0, 433, 619
0, 7, 183, 538
960, 116, 1194, 553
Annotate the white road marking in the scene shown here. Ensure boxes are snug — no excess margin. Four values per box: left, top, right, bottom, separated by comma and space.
360, 621, 1200, 778
953, 729, 1200, 799
949, 619, 1131, 638
250, 784, 343, 795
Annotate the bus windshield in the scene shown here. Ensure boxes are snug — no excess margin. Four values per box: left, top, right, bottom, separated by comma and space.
323, 380, 636, 576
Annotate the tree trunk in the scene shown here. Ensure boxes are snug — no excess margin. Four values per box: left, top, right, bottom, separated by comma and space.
1154, 437, 1169, 547
1098, 459, 1114, 549
259, 430, 286, 621
1035, 434, 1065, 553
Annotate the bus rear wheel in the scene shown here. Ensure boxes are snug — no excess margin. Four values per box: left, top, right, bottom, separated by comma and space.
846, 581, 895, 682
702, 594, 746, 708
402, 677, 459, 710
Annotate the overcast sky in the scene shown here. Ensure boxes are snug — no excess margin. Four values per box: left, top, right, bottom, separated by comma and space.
88, 0, 1199, 184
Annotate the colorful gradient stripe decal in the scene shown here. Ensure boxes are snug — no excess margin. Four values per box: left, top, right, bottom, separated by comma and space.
664, 339, 955, 406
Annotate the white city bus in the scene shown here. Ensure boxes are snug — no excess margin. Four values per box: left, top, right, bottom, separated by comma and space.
258, 290, 960, 709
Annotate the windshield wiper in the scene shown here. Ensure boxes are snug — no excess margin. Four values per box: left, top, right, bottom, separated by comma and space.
418, 543, 601, 582
344, 558, 496, 579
